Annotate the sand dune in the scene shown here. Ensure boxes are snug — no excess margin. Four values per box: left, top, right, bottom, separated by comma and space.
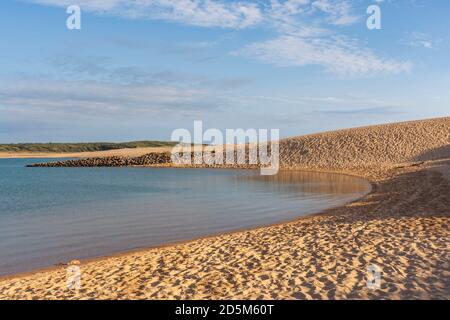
0, 117, 448, 300
279, 117, 449, 171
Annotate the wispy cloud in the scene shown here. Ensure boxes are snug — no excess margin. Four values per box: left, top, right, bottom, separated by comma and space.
316, 106, 402, 115
311, 0, 360, 26
223, 93, 407, 108
0, 49, 256, 118
403, 32, 441, 49
49, 55, 205, 86
235, 35, 411, 76
24, 0, 411, 76
237, 0, 410, 76
0, 77, 220, 118
48, 54, 253, 90
25, 0, 263, 29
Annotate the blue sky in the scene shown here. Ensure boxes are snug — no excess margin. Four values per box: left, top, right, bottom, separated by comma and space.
0, 0, 449, 142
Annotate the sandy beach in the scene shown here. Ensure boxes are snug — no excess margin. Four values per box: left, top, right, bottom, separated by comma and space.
0, 117, 448, 300
0, 146, 174, 159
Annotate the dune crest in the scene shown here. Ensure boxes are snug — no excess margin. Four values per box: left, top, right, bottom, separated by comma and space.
280, 117, 449, 171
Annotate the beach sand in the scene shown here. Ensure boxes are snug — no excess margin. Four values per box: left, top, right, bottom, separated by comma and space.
0, 146, 173, 159
0, 117, 448, 299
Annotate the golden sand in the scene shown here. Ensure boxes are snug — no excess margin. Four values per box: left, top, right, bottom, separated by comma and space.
0, 146, 173, 159
0, 117, 448, 300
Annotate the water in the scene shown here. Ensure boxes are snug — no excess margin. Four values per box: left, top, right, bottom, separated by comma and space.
0, 158, 370, 276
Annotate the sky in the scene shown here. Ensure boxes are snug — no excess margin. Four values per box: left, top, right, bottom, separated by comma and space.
0, 0, 449, 143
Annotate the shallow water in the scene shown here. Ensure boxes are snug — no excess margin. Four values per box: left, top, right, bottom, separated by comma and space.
0, 158, 370, 275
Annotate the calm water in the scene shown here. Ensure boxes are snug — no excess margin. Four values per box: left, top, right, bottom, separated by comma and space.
0, 158, 370, 275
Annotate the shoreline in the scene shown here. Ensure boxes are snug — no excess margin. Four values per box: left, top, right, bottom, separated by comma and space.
1, 161, 448, 299
0, 168, 373, 281
0, 146, 174, 159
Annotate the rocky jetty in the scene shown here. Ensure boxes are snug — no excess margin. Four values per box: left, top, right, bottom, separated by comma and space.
27, 152, 173, 167
26, 150, 264, 168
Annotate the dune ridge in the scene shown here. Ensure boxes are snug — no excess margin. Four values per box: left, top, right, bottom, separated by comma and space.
0, 117, 449, 300
280, 117, 449, 171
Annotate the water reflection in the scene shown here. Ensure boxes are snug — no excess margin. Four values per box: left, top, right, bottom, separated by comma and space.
239, 170, 371, 195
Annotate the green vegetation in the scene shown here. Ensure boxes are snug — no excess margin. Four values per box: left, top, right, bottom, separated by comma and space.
0, 141, 178, 153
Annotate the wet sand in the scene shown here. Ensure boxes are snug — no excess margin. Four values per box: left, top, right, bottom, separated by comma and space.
0, 117, 448, 299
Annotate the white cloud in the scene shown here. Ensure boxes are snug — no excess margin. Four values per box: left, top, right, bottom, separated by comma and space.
0, 78, 218, 118
311, 0, 359, 26
26, 0, 263, 29
403, 32, 440, 49
22, 0, 358, 29
235, 35, 411, 76
25, 0, 123, 11
24, 0, 411, 76
130, 0, 263, 29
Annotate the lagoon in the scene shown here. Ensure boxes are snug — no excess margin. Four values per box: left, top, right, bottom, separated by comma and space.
0, 158, 370, 275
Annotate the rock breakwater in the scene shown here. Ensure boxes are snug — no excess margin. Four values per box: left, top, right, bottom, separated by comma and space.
27, 152, 173, 167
